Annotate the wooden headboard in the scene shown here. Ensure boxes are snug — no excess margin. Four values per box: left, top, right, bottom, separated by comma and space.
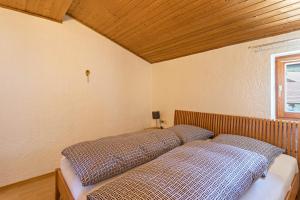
174, 110, 300, 163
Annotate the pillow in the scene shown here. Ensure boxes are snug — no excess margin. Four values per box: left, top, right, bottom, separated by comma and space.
168, 125, 213, 144
213, 134, 285, 175
62, 129, 181, 186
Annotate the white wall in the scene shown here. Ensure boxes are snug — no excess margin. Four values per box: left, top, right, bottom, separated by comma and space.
152, 30, 300, 127
0, 8, 152, 187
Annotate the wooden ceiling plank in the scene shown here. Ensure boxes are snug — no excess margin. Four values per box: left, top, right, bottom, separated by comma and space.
145, 13, 300, 60
147, 15, 300, 62
119, 0, 266, 40
150, 19, 300, 62
71, 0, 243, 49
109, 1, 197, 45
114, 0, 251, 43
106, 1, 260, 53
145, 8, 300, 56
137, 0, 295, 52
86, 0, 147, 31
109, 0, 213, 39
0, 0, 73, 22
104, 0, 172, 29
0, 0, 25, 10
68, 0, 119, 28
141, 2, 300, 56
152, 12, 300, 56
68, 0, 156, 34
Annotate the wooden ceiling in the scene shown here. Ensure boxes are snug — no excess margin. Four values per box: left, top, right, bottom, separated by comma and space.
0, 0, 72, 22
2, 0, 300, 63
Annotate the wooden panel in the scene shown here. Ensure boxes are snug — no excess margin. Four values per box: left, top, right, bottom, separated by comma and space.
174, 110, 300, 165
55, 169, 74, 200
64, 0, 300, 63
0, 172, 55, 200
0, 0, 73, 22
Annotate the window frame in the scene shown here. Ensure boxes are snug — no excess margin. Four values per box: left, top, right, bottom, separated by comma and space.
276, 54, 300, 119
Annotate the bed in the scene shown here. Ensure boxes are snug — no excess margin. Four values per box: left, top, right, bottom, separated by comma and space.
56, 110, 300, 200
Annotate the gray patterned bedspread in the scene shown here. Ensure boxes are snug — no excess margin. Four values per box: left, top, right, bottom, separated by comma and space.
87, 141, 268, 200
62, 129, 181, 186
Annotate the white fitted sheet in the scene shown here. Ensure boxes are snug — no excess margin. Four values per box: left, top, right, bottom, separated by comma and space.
241, 154, 298, 200
61, 154, 298, 200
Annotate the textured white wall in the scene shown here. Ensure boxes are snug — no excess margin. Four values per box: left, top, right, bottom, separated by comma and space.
0, 8, 152, 187
152, 30, 300, 127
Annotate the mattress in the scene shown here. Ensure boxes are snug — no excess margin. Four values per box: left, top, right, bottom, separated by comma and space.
241, 154, 298, 200
61, 154, 298, 200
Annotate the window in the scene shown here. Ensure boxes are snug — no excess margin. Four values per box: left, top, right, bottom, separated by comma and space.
276, 54, 300, 119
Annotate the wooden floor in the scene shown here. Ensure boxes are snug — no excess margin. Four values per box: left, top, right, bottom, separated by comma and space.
0, 174, 55, 200
0, 173, 299, 200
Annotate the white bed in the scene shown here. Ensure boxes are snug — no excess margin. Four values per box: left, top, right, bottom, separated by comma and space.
61, 154, 298, 200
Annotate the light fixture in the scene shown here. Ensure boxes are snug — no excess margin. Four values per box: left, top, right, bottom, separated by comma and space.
152, 111, 163, 129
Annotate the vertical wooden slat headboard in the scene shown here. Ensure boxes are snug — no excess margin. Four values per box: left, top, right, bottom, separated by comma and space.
174, 110, 300, 163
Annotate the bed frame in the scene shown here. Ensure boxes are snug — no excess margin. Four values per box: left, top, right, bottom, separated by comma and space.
56, 110, 300, 200
174, 110, 300, 200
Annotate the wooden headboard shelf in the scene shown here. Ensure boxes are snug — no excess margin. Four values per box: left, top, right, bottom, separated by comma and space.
174, 110, 300, 163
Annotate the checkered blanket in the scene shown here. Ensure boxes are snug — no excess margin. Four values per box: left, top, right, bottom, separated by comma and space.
62, 129, 181, 186
88, 141, 268, 200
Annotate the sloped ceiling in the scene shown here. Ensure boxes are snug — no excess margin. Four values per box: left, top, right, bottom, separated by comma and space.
2, 0, 300, 63
0, 0, 72, 22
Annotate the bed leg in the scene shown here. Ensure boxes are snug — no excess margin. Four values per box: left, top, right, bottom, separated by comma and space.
55, 169, 60, 200
55, 168, 74, 200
